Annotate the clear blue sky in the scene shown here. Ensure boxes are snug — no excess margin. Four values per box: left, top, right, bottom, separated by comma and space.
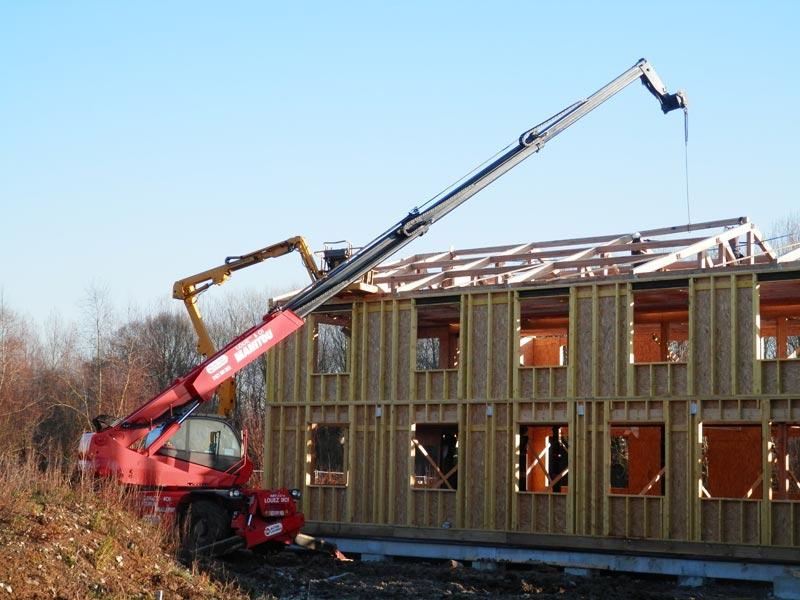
2, 1, 798, 323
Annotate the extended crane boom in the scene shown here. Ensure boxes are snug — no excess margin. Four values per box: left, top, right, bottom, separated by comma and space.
79, 59, 685, 557
282, 59, 685, 320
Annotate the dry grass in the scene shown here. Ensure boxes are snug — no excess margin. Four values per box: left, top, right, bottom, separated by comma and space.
0, 452, 249, 600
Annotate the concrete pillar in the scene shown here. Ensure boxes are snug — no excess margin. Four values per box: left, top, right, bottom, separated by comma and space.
677, 576, 704, 588
774, 577, 800, 600
361, 553, 391, 562
472, 560, 499, 572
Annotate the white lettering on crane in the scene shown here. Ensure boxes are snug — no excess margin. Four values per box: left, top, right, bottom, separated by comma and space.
233, 328, 274, 363
205, 355, 229, 375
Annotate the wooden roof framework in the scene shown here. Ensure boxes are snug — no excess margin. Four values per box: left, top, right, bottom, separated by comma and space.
370, 216, 786, 294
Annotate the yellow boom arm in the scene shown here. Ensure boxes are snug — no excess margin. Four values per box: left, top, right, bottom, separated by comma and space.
172, 236, 321, 417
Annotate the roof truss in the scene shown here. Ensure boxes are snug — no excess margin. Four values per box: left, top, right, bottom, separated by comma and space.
371, 217, 783, 294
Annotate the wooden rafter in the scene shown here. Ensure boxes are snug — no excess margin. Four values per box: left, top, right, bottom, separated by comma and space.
365, 217, 786, 295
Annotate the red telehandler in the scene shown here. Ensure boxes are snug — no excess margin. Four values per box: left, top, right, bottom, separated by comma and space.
78, 59, 686, 557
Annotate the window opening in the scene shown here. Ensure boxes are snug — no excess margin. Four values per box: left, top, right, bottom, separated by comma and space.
313, 310, 351, 373
412, 424, 458, 490
700, 424, 762, 499
518, 424, 569, 493
769, 423, 800, 500
759, 280, 800, 360
416, 301, 460, 370
609, 425, 665, 496
310, 424, 347, 486
632, 288, 689, 364
519, 295, 569, 367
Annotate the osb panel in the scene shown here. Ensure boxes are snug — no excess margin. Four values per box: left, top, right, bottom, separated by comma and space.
714, 286, 732, 396
471, 303, 488, 399
282, 337, 297, 402
382, 309, 394, 400
535, 369, 551, 398
394, 405, 409, 426
493, 416, 510, 530
393, 428, 409, 524
309, 404, 348, 423
741, 501, 760, 545
700, 500, 721, 542
609, 400, 657, 421
397, 309, 412, 400
367, 310, 383, 400
411, 491, 456, 528
669, 429, 688, 540
598, 296, 617, 397
769, 398, 800, 422
353, 421, 369, 522
519, 368, 534, 398
736, 286, 754, 394
761, 362, 778, 395
282, 430, 299, 487
297, 333, 309, 402
647, 497, 663, 539
412, 403, 457, 424
552, 494, 567, 534
491, 298, 510, 399
609, 497, 627, 537
576, 297, 593, 397
618, 294, 628, 396
311, 376, 322, 402
783, 361, 800, 393
414, 371, 456, 401
699, 399, 722, 421
772, 502, 800, 547
628, 497, 645, 538
670, 399, 688, 427
534, 494, 551, 532
467, 427, 486, 529
634, 366, 650, 397
307, 487, 346, 524
553, 368, 568, 397
718, 500, 759, 545
447, 371, 459, 400
672, 364, 688, 395
652, 364, 670, 397
694, 290, 712, 395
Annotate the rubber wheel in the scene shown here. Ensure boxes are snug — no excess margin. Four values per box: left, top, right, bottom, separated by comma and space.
180, 500, 232, 558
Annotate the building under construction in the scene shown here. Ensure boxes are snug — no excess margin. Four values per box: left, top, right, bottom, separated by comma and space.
263, 216, 800, 587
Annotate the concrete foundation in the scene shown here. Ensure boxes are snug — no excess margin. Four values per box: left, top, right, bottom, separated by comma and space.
677, 576, 704, 588
330, 536, 800, 600
360, 553, 391, 563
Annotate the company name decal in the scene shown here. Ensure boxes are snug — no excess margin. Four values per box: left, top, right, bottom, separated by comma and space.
233, 328, 274, 363
205, 355, 229, 374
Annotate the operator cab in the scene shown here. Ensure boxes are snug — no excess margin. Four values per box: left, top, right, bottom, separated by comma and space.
146, 416, 243, 472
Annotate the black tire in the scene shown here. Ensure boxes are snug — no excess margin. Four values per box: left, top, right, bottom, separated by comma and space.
252, 541, 285, 556
180, 499, 232, 558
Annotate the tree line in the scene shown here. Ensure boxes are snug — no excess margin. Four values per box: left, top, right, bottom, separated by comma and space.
0, 286, 275, 472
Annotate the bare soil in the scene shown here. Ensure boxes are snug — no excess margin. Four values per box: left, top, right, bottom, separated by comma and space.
209, 548, 772, 600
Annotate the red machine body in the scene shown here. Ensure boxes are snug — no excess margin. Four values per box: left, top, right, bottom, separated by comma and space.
79, 310, 307, 553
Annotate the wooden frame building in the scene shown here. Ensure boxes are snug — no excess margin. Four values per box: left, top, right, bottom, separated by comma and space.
264, 216, 800, 564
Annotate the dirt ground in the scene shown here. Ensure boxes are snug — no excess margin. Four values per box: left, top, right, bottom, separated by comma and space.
210, 549, 773, 600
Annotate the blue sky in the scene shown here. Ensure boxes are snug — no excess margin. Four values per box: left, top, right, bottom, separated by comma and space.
1, 2, 798, 323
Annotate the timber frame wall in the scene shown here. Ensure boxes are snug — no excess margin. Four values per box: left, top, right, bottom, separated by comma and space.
264, 245, 800, 560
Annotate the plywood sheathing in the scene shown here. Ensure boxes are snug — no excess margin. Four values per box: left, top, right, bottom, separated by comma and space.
263, 221, 800, 560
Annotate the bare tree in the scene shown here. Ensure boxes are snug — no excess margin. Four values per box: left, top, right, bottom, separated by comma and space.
769, 211, 800, 257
